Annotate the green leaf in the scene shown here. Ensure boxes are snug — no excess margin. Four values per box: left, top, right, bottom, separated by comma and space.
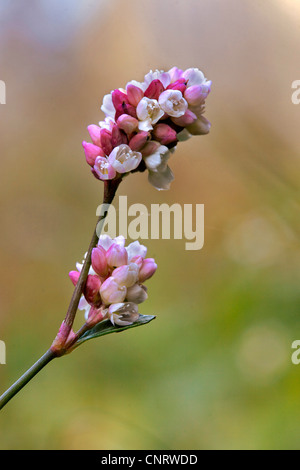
74, 314, 156, 348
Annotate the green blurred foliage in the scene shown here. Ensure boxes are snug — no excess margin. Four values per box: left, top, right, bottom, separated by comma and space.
0, 0, 300, 450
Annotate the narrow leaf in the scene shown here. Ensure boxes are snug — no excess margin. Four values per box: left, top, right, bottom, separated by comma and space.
74, 314, 156, 348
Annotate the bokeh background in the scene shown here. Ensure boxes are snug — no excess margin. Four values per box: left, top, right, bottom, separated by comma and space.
0, 0, 300, 450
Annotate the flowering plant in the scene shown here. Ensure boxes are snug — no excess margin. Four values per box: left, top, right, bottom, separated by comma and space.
83, 66, 211, 190
0, 67, 211, 410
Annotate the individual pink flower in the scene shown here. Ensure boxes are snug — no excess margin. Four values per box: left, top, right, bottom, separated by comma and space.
108, 144, 142, 174
136, 97, 165, 131
158, 89, 188, 117
93, 156, 116, 181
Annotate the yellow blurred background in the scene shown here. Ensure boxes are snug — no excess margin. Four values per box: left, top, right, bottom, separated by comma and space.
0, 0, 300, 450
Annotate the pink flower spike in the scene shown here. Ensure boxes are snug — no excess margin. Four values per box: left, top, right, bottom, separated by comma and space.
129, 131, 149, 151
100, 277, 127, 305
100, 129, 113, 156
144, 79, 165, 100
106, 243, 128, 268
117, 114, 139, 135
69, 270, 80, 286
93, 156, 116, 180
87, 124, 101, 147
126, 84, 144, 107
171, 109, 197, 127
139, 258, 157, 282
91, 245, 108, 277
152, 123, 178, 145
111, 89, 129, 110
82, 141, 104, 167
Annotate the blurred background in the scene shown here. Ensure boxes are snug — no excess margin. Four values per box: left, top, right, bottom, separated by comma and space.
0, 0, 300, 450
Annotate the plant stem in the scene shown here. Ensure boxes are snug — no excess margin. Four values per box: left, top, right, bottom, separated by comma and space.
0, 349, 55, 410
0, 177, 122, 411
63, 178, 122, 337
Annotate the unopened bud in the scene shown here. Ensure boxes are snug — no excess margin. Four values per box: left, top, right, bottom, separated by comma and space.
129, 131, 149, 151
100, 277, 127, 305
126, 84, 144, 107
106, 243, 128, 268
152, 123, 178, 145
144, 79, 165, 100
82, 141, 104, 167
91, 246, 108, 277
117, 114, 139, 135
139, 258, 157, 282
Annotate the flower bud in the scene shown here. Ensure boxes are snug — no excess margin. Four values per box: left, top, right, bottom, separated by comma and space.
168, 66, 183, 83
144, 79, 165, 100
186, 115, 211, 135
91, 245, 108, 277
126, 283, 148, 304
129, 131, 149, 151
117, 114, 139, 135
84, 274, 101, 305
140, 140, 161, 157
106, 243, 128, 268
112, 263, 139, 288
171, 109, 197, 127
115, 103, 137, 121
139, 258, 157, 282
152, 123, 178, 145
111, 89, 129, 109
111, 124, 128, 147
82, 141, 104, 167
182, 68, 205, 87
100, 277, 127, 305
85, 305, 105, 327
87, 124, 101, 146
167, 78, 187, 94
100, 128, 113, 156
69, 270, 80, 286
126, 84, 144, 107
184, 84, 210, 106
130, 255, 144, 269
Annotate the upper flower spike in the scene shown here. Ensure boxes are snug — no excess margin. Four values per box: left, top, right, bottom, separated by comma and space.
83, 67, 211, 190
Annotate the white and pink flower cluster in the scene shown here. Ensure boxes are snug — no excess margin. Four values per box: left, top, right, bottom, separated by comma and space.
69, 235, 157, 327
82, 67, 211, 190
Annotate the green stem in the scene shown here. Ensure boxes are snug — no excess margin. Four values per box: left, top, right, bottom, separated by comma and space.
0, 349, 55, 410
